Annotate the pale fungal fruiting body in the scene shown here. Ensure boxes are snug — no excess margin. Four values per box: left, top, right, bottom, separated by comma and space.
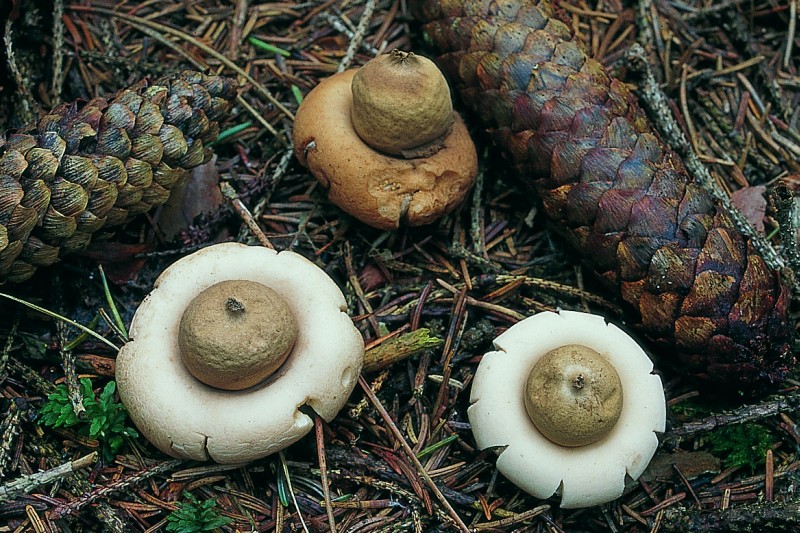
469, 310, 665, 508
293, 52, 478, 230
116, 243, 364, 464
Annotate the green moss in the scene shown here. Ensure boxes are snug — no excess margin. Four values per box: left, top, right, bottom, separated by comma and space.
706, 423, 775, 471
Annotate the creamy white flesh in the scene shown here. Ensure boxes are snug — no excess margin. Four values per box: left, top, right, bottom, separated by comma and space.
116, 243, 364, 464
468, 310, 666, 508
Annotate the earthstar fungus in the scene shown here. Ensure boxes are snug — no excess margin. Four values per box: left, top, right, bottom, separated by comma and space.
524, 344, 624, 448
116, 243, 364, 464
293, 50, 478, 230
178, 279, 299, 391
350, 50, 454, 158
469, 310, 665, 508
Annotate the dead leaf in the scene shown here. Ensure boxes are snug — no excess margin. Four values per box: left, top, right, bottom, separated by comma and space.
359, 263, 388, 291
731, 185, 767, 233
79, 242, 153, 284
157, 158, 224, 240
5, 0, 19, 22
641, 450, 721, 482
624, 450, 721, 494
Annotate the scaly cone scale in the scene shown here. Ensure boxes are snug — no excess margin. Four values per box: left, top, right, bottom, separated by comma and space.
412, 1, 794, 390
0, 70, 236, 283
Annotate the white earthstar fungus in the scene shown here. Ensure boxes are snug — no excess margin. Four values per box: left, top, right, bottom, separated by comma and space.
116, 242, 364, 464
468, 310, 666, 509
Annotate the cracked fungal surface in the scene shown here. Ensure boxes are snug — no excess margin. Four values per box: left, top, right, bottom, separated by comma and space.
116, 243, 365, 464
293, 69, 477, 230
468, 310, 665, 508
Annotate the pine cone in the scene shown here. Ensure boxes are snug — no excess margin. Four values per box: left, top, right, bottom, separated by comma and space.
412, 1, 794, 390
0, 70, 236, 283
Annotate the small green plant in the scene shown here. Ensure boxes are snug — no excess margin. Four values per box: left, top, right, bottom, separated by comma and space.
706, 423, 775, 471
39, 377, 138, 461
166, 491, 232, 533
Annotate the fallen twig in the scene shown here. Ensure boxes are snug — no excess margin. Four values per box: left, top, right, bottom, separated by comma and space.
664, 392, 800, 444
661, 497, 800, 532
0, 452, 97, 503
625, 42, 790, 282
49, 459, 184, 519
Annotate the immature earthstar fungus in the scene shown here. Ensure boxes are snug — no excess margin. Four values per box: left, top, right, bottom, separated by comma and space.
293, 49, 478, 230
115, 243, 364, 464
469, 310, 666, 508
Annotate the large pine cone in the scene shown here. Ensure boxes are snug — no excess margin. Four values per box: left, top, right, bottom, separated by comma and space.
412, 1, 794, 390
0, 70, 236, 283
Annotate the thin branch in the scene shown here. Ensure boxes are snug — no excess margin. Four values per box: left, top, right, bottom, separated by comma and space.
49, 459, 184, 519
337, 0, 378, 72
625, 42, 791, 283
314, 416, 337, 533
661, 496, 800, 532
0, 319, 17, 385
0, 453, 97, 503
220, 181, 275, 249
50, 0, 65, 102
786, 0, 797, 70
663, 392, 800, 444
772, 184, 800, 280
57, 322, 86, 420
3, 16, 37, 123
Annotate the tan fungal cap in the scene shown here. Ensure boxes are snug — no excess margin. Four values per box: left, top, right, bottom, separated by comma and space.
116, 243, 365, 464
351, 50, 454, 157
469, 310, 665, 508
293, 52, 477, 230
524, 344, 623, 447
178, 280, 298, 390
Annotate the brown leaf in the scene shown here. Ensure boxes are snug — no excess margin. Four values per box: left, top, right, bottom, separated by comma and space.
640, 451, 721, 482
156, 158, 223, 240
731, 185, 767, 233
4, 0, 19, 22
358, 263, 388, 291
79, 242, 153, 284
